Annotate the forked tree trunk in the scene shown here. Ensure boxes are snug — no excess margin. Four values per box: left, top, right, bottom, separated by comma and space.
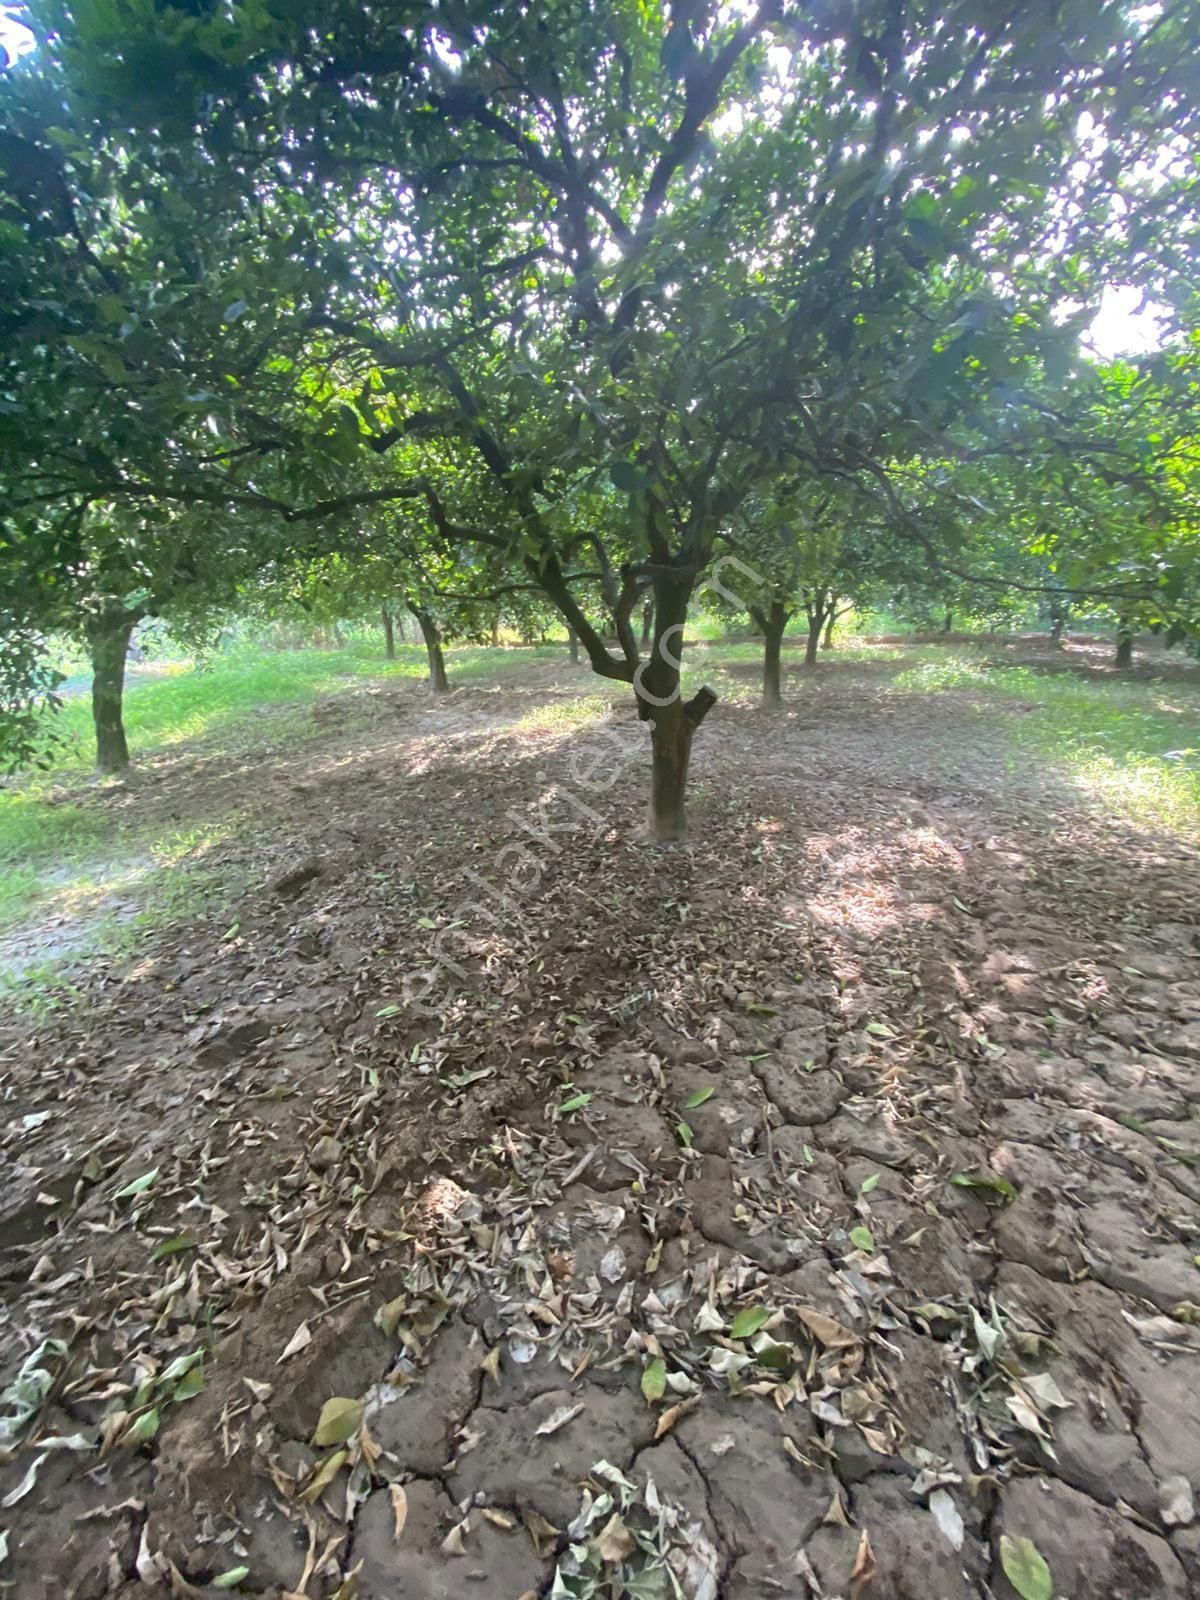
409, 606, 449, 692
567, 626, 580, 664
754, 601, 790, 708
88, 608, 136, 774
381, 605, 396, 660
1115, 628, 1134, 669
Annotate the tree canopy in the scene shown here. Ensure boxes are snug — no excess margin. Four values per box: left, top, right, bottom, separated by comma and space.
2, 0, 1198, 825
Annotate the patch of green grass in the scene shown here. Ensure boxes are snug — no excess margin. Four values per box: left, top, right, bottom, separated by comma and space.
0, 639, 580, 994
512, 694, 614, 734
894, 650, 1200, 834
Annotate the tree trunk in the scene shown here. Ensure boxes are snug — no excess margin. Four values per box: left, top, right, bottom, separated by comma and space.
649, 701, 695, 841
88, 608, 136, 774
1115, 628, 1134, 669
822, 613, 836, 650
803, 610, 823, 670
381, 605, 396, 660
943, 610, 953, 634
639, 574, 717, 841
490, 613, 501, 648
394, 610, 406, 643
640, 598, 654, 648
1049, 611, 1066, 646
758, 601, 789, 708
410, 606, 449, 692
567, 626, 580, 664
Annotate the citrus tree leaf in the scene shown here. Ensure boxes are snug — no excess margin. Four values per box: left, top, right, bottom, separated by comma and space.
999, 1533, 1052, 1600
950, 1171, 1017, 1201
300, 1448, 349, 1503
113, 1168, 159, 1200
729, 1306, 772, 1340
121, 1407, 160, 1446
640, 1357, 667, 1403
312, 1396, 363, 1447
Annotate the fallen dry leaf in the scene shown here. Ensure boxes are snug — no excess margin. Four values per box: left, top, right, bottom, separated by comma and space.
389, 1483, 408, 1542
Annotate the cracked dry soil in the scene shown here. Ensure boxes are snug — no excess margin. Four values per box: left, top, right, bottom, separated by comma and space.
1, 641, 1199, 1600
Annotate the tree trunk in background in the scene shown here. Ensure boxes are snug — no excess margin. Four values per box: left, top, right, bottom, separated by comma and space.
382, 605, 396, 660
394, 610, 406, 643
804, 610, 823, 669
1115, 628, 1135, 668
490, 613, 501, 648
567, 626, 580, 664
640, 599, 654, 648
943, 610, 954, 634
410, 606, 449, 692
756, 601, 789, 708
822, 613, 835, 649
88, 608, 136, 773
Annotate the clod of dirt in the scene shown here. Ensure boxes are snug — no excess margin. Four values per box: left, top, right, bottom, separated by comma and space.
674, 1402, 833, 1561
993, 1475, 1189, 1599
355, 1477, 545, 1598
268, 857, 323, 899
750, 1060, 843, 1125
370, 1321, 484, 1475
448, 1385, 654, 1526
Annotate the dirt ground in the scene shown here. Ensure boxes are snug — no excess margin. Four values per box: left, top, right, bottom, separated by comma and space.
1, 639, 1198, 1600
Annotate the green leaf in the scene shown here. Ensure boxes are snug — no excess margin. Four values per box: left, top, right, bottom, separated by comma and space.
173, 1366, 205, 1401
300, 1448, 348, 1503
211, 1566, 250, 1590
557, 1092, 592, 1115
113, 1168, 159, 1200
375, 1004, 401, 1018
121, 1407, 160, 1446
909, 1301, 960, 1326
685, 1087, 716, 1109
609, 460, 645, 494
640, 1357, 667, 1404
676, 1121, 694, 1147
865, 1021, 895, 1038
729, 1306, 772, 1341
848, 1226, 875, 1253
998, 1534, 1052, 1600
157, 1351, 203, 1386
949, 1171, 1017, 1202
312, 1395, 363, 1447
859, 1173, 880, 1194
151, 1233, 196, 1261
